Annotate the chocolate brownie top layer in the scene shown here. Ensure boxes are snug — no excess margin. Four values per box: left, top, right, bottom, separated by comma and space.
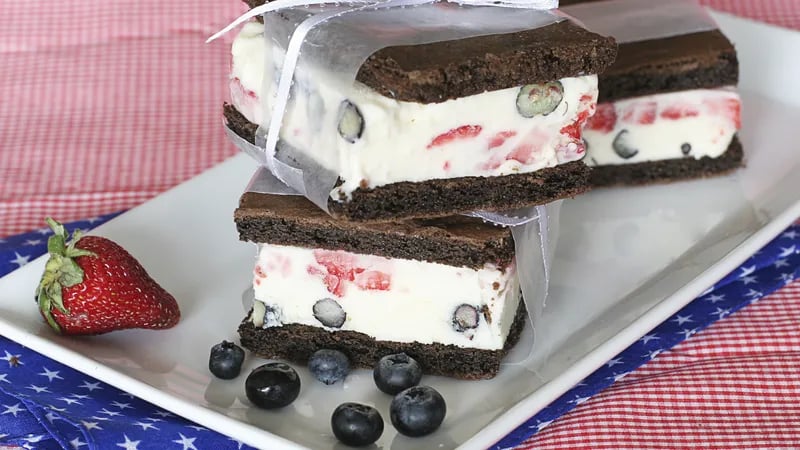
238, 297, 527, 380
590, 136, 743, 187
243, 0, 617, 103
236, 191, 516, 269
225, 104, 591, 222
560, 0, 738, 102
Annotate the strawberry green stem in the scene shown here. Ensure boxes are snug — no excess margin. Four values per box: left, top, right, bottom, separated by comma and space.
36, 218, 95, 333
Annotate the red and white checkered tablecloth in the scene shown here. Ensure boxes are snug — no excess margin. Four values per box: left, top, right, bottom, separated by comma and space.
1, 1, 799, 448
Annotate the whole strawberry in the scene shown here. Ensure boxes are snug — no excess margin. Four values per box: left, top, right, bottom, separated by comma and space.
35, 218, 180, 335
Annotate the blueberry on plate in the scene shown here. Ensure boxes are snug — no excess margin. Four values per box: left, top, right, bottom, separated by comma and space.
208, 340, 245, 380
373, 353, 422, 395
245, 362, 301, 409
309, 349, 351, 385
331, 402, 384, 447
390, 385, 446, 437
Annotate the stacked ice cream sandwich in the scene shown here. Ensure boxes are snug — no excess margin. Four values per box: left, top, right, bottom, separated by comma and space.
224, 3, 618, 379
561, 0, 743, 186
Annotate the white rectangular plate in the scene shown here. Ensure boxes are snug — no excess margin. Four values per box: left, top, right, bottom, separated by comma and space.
1, 11, 799, 450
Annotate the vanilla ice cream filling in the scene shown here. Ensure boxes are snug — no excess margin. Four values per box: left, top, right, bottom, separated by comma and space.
583, 88, 741, 166
250, 244, 521, 351
231, 22, 598, 197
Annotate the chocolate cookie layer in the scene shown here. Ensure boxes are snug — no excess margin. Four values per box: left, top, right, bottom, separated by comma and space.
226, 104, 591, 222
560, 0, 738, 102
236, 191, 514, 269
589, 136, 744, 187
238, 298, 527, 380
242, 1, 617, 103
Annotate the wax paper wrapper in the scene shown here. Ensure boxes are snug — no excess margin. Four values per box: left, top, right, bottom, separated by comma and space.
225, 1, 565, 213
239, 166, 563, 371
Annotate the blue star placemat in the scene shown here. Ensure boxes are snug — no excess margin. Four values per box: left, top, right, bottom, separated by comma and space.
1, 216, 798, 450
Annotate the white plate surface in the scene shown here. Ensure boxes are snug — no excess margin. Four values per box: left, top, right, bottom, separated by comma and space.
1, 11, 800, 450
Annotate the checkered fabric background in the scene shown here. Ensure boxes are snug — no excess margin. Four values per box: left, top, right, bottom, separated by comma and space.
1, 1, 799, 448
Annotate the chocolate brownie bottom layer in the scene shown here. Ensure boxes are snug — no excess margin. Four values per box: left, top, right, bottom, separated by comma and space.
236, 193, 514, 269
238, 298, 528, 380
224, 104, 592, 222
589, 136, 744, 187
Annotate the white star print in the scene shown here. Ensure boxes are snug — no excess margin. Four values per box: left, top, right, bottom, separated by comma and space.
21, 442, 34, 450
70, 394, 90, 400
679, 328, 698, 339
70, 437, 88, 449
78, 381, 102, 391
133, 421, 159, 431
27, 385, 50, 393
173, 434, 198, 450
0, 374, 9, 383
745, 288, 763, 299
48, 405, 67, 412
90, 415, 111, 421
705, 293, 726, 304
645, 349, 663, 360
120, 393, 136, 399
775, 259, 790, 269
779, 272, 796, 283
712, 308, 731, 319
569, 395, 590, 405
153, 409, 173, 417
2, 403, 24, 417
605, 357, 623, 368
607, 371, 631, 382
24, 239, 42, 246
10, 252, 31, 268
81, 420, 102, 430
227, 438, 244, 450
741, 275, 758, 285
86, 217, 103, 224
99, 408, 121, 416
24, 435, 44, 443
530, 419, 553, 432
39, 367, 63, 382
0, 433, 8, 439
144, 416, 164, 422
640, 333, 660, 344
187, 425, 207, 431
58, 397, 82, 405
36, 227, 52, 235
739, 265, 756, 277
44, 411, 61, 423
672, 314, 693, 326
779, 245, 797, 258
111, 401, 132, 410
1, 350, 22, 367
116, 435, 141, 450
782, 230, 799, 240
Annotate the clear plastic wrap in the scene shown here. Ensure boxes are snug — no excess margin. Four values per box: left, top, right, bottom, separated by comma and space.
561, 0, 717, 44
